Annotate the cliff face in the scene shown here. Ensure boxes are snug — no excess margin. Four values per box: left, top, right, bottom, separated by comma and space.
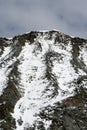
0, 30, 87, 130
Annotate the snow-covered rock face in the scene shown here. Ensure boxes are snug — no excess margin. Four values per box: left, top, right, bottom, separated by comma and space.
0, 30, 87, 130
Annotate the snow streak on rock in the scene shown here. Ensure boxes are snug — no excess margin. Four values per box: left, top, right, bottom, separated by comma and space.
0, 44, 16, 95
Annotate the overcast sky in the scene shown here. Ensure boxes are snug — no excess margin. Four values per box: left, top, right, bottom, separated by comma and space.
0, 0, 87, 38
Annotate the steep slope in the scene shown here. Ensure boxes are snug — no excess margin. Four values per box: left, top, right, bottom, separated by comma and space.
0, 30, 87, 130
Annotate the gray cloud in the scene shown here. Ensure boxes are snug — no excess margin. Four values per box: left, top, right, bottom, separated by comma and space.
0, 0, 87, 38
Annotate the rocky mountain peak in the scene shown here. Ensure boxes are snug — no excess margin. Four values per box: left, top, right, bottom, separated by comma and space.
0, 30, 87, 130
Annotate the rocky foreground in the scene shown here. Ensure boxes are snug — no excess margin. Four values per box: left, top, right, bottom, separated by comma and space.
0, 30, 87, 130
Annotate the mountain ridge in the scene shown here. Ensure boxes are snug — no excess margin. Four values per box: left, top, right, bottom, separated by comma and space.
0, 30, 87, 130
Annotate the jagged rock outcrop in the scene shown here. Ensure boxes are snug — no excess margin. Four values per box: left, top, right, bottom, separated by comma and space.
0, 30, 87, 130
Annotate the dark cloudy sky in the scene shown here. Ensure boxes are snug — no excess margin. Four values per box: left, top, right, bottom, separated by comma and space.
0, 0, 87, 38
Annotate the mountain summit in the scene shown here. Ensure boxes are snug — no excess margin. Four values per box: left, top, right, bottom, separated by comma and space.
0, 30, 87, 130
